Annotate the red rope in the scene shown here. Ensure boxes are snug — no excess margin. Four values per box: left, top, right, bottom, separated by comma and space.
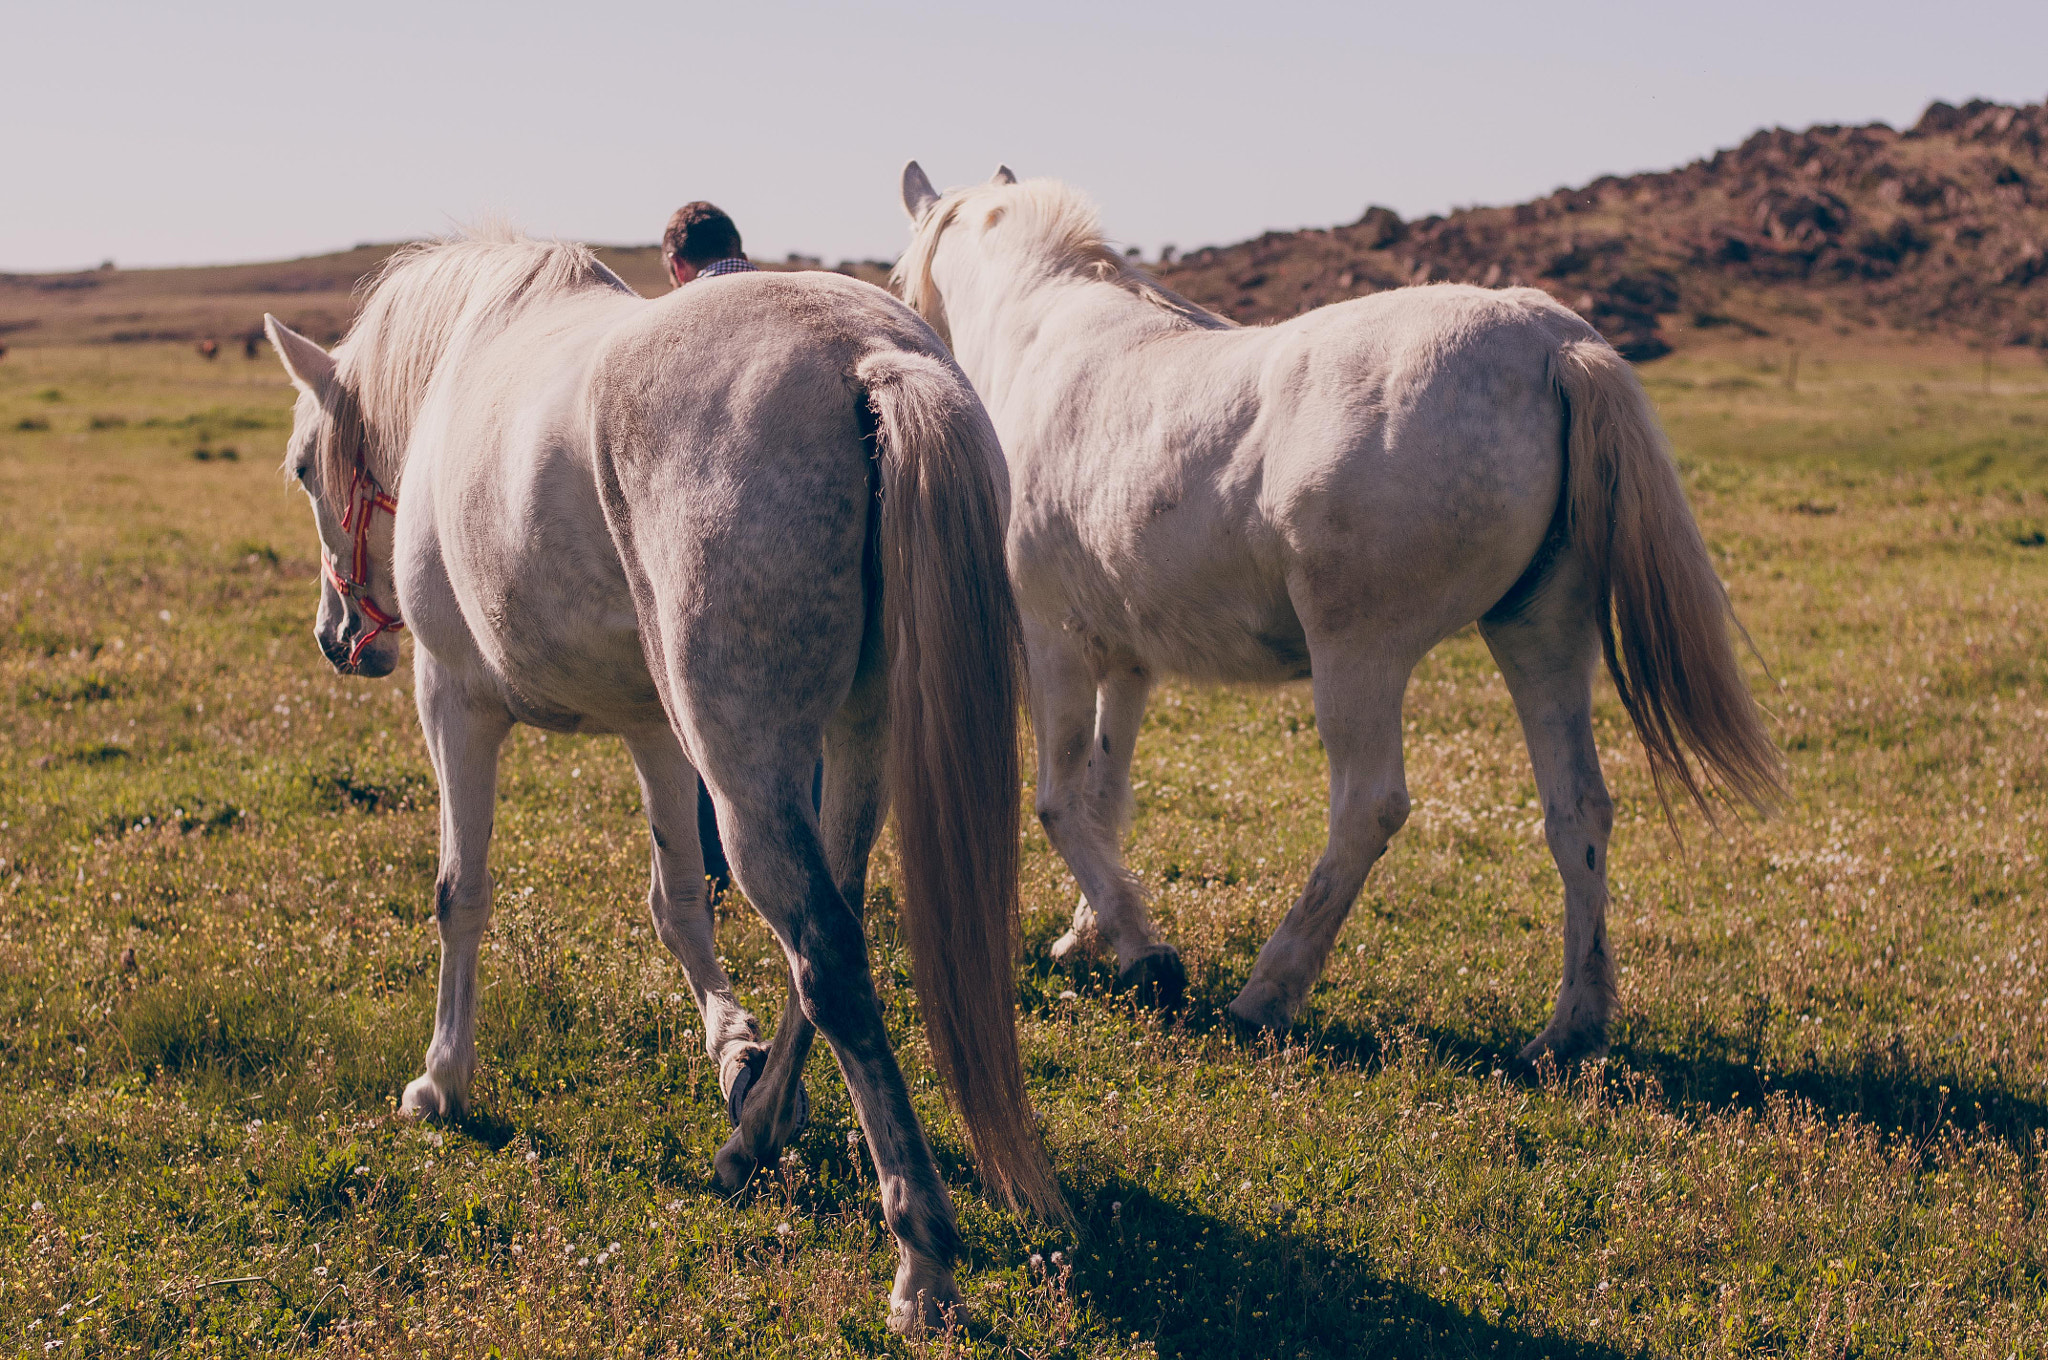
329, 465, 405, 665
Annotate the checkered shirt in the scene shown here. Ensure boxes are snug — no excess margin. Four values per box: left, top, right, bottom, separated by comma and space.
698, 257, 757, 278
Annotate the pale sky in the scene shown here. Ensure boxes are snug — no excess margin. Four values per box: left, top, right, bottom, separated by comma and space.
6, 0, 2046, 273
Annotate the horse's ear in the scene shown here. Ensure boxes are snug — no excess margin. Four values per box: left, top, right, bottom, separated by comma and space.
901, 161, 940, 219
264, 314, 336, 399
990, 165, 1017, 185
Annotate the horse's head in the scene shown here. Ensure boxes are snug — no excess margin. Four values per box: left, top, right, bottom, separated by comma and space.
895, 163, 1228, 358
893, 163, 1031, 346
264, 314, 405, 680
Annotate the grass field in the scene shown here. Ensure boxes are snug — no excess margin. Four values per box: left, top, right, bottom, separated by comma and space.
3, 337, 2048, 1357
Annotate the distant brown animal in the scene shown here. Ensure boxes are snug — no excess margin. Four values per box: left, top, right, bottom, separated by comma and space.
196, 338, 219, 360
244, 333, 261, 359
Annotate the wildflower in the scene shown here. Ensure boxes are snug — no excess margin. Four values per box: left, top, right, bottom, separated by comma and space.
314, 1266, 328, 1277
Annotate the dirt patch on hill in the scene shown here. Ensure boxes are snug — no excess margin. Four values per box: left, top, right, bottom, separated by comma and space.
1154, 99, 2048, 361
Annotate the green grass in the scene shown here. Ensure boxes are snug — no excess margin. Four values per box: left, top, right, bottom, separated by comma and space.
3, 341, 2048, 1356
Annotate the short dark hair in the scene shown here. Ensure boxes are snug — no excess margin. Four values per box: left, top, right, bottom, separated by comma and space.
663, 202, 744, 267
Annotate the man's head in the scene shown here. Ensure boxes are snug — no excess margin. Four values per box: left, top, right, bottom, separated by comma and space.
663, 202, 744, 286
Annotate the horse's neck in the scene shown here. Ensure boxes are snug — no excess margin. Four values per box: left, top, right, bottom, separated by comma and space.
948, 272, 1179, 415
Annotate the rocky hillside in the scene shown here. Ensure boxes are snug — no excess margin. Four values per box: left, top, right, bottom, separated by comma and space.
1156, 99, 2048, 360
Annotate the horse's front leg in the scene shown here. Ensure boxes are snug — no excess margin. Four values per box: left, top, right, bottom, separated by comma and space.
1027, 621, 1181, 1005
402, 663, 513, 1118
623, 729, 772, 1135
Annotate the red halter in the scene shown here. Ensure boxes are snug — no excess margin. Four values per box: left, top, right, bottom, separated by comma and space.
327, 463, 405, 666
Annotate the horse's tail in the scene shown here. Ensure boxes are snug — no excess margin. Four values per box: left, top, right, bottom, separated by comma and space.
1552, 337, 1785, 821
856, 348, 1066, 1223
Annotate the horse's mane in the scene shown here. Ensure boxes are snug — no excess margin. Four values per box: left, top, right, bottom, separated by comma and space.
324, 226, 634, 498
892, 179, 1235, 341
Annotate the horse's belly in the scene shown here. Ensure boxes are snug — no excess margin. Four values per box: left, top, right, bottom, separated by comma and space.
493, 612, 661, 733
1020, 536, 1305, 684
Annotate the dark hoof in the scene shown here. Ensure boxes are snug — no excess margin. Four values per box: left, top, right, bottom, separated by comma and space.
726, 1048, 809, 1132
726, 1048, 766, 1126
1116, 949, 1187, 1010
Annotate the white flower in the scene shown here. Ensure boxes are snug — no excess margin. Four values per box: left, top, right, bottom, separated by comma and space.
313, 1266, 328, 1277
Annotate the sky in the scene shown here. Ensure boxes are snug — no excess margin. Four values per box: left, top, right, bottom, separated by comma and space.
6, 0, 2047, 273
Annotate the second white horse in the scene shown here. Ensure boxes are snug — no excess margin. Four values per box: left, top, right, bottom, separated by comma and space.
895, 164, 1782, 1061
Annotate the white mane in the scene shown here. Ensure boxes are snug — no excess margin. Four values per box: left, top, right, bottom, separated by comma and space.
892, 179, 1233, 341
323, 228, 633, 497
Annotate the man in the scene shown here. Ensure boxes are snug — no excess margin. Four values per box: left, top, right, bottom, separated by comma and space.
663, 201, 756, 286
664, 201, 819, 899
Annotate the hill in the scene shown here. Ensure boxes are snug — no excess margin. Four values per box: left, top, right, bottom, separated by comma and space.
8, 98, 2045, 360
1155, 98, 2048, 360
0, 246, 892, 349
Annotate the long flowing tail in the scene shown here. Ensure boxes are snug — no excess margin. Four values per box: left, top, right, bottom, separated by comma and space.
858, 349, 1066, 1222
1553, 338, 1786, 820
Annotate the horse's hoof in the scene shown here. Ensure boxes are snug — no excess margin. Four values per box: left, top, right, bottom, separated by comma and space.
401, 1074, 454, 1120
1116, 948, 1186, 1010
725, 1048, 769, 1127
1049, 928, 1095, 962
726, 1048, 811, 1134
1227, 980, 1296, 1032
887, 1261, 963, 1335
1516, 1027, 1610, 1069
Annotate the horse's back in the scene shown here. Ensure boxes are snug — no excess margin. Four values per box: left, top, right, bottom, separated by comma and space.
1011, 283, 1592, 677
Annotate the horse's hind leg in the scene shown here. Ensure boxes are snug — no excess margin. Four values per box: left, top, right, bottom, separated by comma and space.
402, 662, 513, 1118
703, 757, 963, 1328
715, 604, 891, 1181
1480, 565, 1616, 1064
1231, 647, 1414, 1029
623, 728, 770, 1116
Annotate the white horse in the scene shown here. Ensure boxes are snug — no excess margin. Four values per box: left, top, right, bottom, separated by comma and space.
894, 165, 1782, 1061
263, 229, 1061, 1328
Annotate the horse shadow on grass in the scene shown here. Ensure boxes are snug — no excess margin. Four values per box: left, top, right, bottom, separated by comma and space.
1154, 961, 2048, 1160
1044, 1156, 1633, 1360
